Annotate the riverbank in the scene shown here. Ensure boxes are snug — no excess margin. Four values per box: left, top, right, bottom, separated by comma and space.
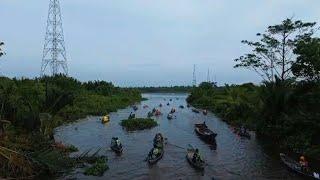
0, 75, 142, 179
187, 81, 320, 161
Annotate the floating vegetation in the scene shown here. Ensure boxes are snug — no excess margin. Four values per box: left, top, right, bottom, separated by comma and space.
120, 118, 158, 131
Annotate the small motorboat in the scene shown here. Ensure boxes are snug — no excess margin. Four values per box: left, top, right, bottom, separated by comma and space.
147, 147, 164, 165
195, 123, 217, 143
133, 105, 138, 111
101, 115, 110, 123
155, 110, 162, 116
147, 111, 153, 118
192, 109, 200, 113
233, 126, 251, 139
167, 113, 173, 120
170, 108, 176, 114
280, 153, 320, 179
186, 148, 205, 170
110, 137, 123, 154
128, 113, 135, 119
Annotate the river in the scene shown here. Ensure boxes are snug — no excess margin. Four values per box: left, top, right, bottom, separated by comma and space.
54, 93, 302, 180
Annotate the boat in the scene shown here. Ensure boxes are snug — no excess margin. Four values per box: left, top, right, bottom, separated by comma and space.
133, 105, 138, 111
143, 105, 149, 109
179, 105, 184, 109
147, 111, 153, 118
234, 128, 251, 139
155, 110, 162, 116
159, 103, 163, 107
280, 153, 320, 179
195, 123, 217, 143
167, 103, 170, 106
169, 99, 172, 101
101, 115, 110, 123
203, 110, 208, 115
170, 108, 176, 114
110, 137, 123, 154
167, 113, 173, 120
147, 147, 164, 164
186, 148, 205, 170
192, 109, 200, 113
128, 113, 135, 119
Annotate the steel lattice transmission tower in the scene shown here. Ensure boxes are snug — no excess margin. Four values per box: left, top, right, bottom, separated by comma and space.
41, 0, 68, 76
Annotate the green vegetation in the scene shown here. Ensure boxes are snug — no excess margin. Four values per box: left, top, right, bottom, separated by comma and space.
137, 86, 193, 93
0, 74, 142, 178
188, 19, 320, 160
84, 156, 109, 176
120, 118, 158, 131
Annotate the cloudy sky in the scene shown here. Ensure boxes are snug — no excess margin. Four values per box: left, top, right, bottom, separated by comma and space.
1, 0, 319, 86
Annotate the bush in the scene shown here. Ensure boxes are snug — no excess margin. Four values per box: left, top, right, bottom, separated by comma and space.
84, 156, 108, 176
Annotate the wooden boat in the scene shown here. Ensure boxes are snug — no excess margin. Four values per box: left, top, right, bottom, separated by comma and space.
133, 105, 138, 111
195, 123, 217, 143
147, 147, 164, 164
170, 108, 176, 114
101, 115, 110, 123
110, 137, 123, 154
147, 111, 153, 118
186, 148, 205, 170
280, 153, 320, 179
192, 109, 200, 113
234, 128, 251, 139
128, 113, 135, 119
167, 113, 173, 120
155, 110, 162, 116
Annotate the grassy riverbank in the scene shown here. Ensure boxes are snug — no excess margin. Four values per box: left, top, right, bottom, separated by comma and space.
0, 75, 142, 179
120, 118, 158, 131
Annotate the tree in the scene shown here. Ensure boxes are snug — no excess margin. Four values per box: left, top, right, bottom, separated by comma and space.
234, 19, 316, 82
292, 37, 320, 81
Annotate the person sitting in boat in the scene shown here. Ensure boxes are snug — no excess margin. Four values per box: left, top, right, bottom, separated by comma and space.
192, 149, 202, 163
115, 138, 122, 147
152, 148, 160, 157
240, 126, 247, 134
299, 155, 309, 170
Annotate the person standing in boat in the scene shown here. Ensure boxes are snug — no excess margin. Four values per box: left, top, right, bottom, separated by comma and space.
299, 155, 309, 171
192, 149, 202, 163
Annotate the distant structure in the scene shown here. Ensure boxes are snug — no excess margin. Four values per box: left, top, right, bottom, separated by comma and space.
192, 64, 197, 86
41, 0, 68, 76
207, 68, 210, 82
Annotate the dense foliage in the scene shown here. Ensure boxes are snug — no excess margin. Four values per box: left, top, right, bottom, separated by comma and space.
120, 118, 158, 131
188, 19, 320, 160
0, 75, 142, 178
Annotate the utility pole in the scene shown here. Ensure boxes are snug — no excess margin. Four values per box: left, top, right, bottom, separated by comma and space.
41, 0, 68, 76
192, 64, 196, 87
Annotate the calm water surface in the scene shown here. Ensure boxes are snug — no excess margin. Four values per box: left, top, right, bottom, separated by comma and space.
54, 93, 302, 180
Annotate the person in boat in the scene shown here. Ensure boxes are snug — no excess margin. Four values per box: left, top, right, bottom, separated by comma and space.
240, 125, 247, 134
116, 138, 122, 148
299, 155, 309, 171
153, 133, 163, 146
192, 149, 203, 163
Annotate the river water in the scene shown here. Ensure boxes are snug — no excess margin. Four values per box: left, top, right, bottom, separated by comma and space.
54, 93, 302, 180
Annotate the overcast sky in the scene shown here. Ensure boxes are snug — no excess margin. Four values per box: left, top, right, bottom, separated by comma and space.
1, 0, 319, 87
